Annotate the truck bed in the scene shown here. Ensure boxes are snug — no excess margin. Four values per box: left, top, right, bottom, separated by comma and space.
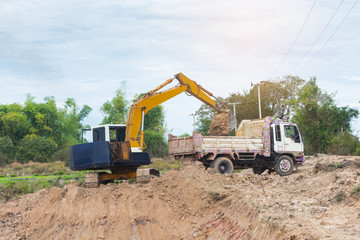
168, 133, 263, 155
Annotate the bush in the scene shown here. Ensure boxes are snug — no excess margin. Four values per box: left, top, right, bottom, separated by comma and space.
16, 134, 58, 163
54, 170, 64, 175
53, 148, 70, 166
350, 185, 360, 197
0, 153, 11, 167
328, 132, 360, 155
144, 130, 168, 158
334, 190, 346, 202
0, 136, 15, 160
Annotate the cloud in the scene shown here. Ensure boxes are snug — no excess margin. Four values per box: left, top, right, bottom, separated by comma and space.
0, 0, 359, 135
348, 76, 360, 82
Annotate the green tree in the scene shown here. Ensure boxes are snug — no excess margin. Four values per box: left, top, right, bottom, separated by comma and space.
143, 105, 168, 157
0, 136, 16, 165
292, 78, 359, 154
144, 130, 168, 158
227, 75, 305, 124
328, 132, 360, 155
58, 98, 92, 148
16, 134, 58, 163
1, 112, 31, 144
144, 105, 166, 132
101, 89, 128, 124
23, 95, 58, 138
0, 96, 92, 164
194, 104, 216, 135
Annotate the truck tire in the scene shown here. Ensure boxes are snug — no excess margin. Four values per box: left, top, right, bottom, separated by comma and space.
275, 155, 294, 176
211, 157, 234, 175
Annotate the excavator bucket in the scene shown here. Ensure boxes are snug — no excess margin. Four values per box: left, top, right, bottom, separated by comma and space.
208, 111, 237, 136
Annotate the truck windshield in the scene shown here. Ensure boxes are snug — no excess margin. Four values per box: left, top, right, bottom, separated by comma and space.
284, 125, 300, 143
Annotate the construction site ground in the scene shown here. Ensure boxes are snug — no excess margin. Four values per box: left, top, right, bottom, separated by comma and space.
1, 155, 360, 240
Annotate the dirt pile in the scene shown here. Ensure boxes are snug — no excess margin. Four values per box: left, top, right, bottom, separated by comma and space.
208, 112, 232, 136
1, 155, 360, 240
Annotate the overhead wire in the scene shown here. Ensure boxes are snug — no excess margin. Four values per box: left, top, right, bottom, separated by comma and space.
297, 0, 359, 74
270, 0, 317, 78
292, 0, 346, 72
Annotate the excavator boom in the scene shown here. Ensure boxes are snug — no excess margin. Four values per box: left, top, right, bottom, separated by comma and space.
125, 72, 231, 150
69, 72, 235, 186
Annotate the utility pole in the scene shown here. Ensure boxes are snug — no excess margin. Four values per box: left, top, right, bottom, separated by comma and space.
258, 84, 262, 119
189, 113, 196, 132
228, 102, 241, 130
251, 81, 266, 119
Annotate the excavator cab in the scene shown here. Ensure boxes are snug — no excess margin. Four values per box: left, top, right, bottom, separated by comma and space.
69, 124, 151, 172
90, 124, 126, 143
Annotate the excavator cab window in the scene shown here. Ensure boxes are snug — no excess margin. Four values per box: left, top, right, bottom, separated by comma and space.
109, 126, 126, 142
110, 128, 117, 142
116, 127, 126, 142
93, 127, 105, 142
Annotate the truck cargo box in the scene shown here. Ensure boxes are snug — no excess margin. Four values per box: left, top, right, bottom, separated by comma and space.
168, 133, 264, 156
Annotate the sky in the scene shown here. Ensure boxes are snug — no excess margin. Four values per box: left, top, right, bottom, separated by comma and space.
0, 0, 359, 136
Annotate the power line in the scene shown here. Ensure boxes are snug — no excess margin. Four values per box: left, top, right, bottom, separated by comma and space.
298, 0, 359, 73
292, 0, 345, 72
270, 0, 317, 78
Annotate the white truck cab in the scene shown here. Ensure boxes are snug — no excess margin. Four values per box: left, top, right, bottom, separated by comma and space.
272, 123, 304, 153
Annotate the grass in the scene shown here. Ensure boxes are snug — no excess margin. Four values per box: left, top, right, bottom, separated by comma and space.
0, 161, 86, 202
0, 179, 57, 202
0, 158, 183, 202
0, 173, 85, 202
333, 190, 346, 202
146, 158, 183, 174
0, 161, 66, 176
208, 192, 227, 202
350, 184, 360, 197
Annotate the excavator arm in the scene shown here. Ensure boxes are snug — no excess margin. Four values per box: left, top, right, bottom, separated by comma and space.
125, 72, 228, 150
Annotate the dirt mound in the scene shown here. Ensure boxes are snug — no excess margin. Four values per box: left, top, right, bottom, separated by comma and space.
1, 155, 360, 239
314, 158, 360, 173
0, 165, 280, 240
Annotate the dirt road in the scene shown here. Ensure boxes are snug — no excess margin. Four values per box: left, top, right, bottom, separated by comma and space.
1, 155, 360, 240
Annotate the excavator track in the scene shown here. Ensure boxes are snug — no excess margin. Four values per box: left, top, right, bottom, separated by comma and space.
84, 168, 160, 188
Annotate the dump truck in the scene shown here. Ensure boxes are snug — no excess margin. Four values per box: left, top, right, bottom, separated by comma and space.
168, 117, 304, 176
69, 73, 236, 186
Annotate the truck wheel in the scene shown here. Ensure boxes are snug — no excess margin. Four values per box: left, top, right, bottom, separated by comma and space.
212, 157, 234, 175
275, 155, 294, 176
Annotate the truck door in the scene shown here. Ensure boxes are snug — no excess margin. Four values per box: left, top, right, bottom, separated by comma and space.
283, 124, 303, 152
273, 124, 284, 152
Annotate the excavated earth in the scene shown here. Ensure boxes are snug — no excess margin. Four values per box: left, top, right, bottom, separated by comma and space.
208, 112, 231, 136
1, 155, 360, 240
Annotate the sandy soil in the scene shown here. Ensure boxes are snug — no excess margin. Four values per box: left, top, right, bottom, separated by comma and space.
1, 155, 360, 240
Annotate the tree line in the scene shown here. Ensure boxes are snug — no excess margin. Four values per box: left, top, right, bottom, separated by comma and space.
0, 90, 168, 166
0, 95, 91, 165
195, 76, 359, 155
1, 75, 358, 166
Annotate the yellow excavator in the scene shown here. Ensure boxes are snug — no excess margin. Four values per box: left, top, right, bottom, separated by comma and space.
69, 73, 235, 186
